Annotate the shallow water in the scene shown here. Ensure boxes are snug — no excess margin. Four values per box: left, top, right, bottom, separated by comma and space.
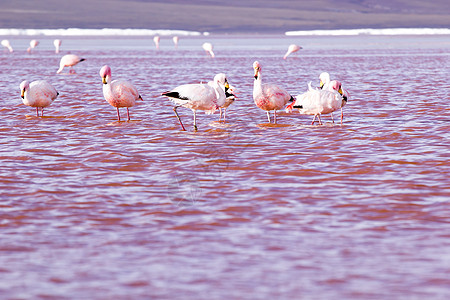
1, 34, 449, 299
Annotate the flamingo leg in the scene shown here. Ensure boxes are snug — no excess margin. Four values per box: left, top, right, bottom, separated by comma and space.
317, 114, 323, 125
311, 115, 316, 125
173, 106, 186, 131
330, 112, 335, 124
267, 111, 271, 123
36, 107, 39, 117
219, 108, 223, 121
126, 108, 130, 121
193, 110, 198, 131
274, 110, 277, 124
41, 108, 44, 117
223, 109, 227, 122
340, 108, 344, 125
116, 107, 121, 121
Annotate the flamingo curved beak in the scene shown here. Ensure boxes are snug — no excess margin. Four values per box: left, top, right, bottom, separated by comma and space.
21, 89, 25, 99
102, 77, 107, 84
254, 68, 259, 80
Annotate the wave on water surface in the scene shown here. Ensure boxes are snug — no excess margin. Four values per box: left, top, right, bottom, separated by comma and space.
286, 28, 450, 36
0, 28, 207, 36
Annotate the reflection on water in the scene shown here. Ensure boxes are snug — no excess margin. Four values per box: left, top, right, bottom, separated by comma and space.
0, 35, 449, 299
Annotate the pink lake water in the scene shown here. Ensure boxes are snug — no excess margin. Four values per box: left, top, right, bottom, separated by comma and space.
0, 34, 449, 299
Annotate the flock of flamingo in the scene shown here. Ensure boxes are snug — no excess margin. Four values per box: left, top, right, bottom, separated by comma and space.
3, 37, 349, 129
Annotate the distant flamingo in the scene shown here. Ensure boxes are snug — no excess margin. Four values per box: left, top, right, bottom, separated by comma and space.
53, 39, 62, 53
99, 65, 143, 121
219, 85, 236, 122
286, 80, 348, 125
253, 61, 294, 123
283, 44, 302, 59
1, 39, 13, 52
162, 73, 228, 131
173, 36, 179, 48
56, 54, 85, 74
27, 39, 39, 53
153, 36, 160, 49
19, 80, 59, 117
202, 42, 215, 58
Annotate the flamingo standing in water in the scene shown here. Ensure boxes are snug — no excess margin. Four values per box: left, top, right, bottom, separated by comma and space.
1, 40, 13, 52
153, 36, 160, 50
202, 42, 215, 58
252, 61, 294, 123
283, 44, 302, 59
173, 36, 179, 48
162, 73, 228, 131
27, 40, 39, 53
219, 85, 236, 122
317, 72, 349, 123
56, 54, 85, 74
286, 80, 348, 125
19, 80, 59, 117
53, 39, 62, 53
99, 65, 143, 121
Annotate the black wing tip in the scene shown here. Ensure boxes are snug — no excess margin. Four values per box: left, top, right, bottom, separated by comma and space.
161, 91, 190, 101
79, 58, 86, 62
289, 95, 295, 102
293, 105, 303, 109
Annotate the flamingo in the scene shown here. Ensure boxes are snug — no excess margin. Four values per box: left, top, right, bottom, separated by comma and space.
219, 85, 236, 122
56, 54, 85, 74
162, 73, 228, 131
1, 40, 13, 52
202, 42, 215, 58
173, 36, 179, 48
283, 44, 302, 59
27, 39, 39, 53
99, 65, 143, 121
252, 61, 294, 123
317, 72, 349, 123
53, 39, 62, 53
19, 80, 59, 117
286, 80, 348, 125
153, 36, 160, 50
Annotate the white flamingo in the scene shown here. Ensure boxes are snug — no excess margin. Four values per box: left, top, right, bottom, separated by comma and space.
252, 61, 294, 123
286, 80, 348, 125
153, 36, 160, 50
27, 39, 39, 53
162, 73, 228, 131
53, 39, 62, 53
99, 65, 143, 121
56, 54, 85, 74
219, 85, 236, 122
202, 42, 215, 58
19, 80, 59, 117
283, 44, 302, 59
1, 40, 13, 52
173, 36, 179, 48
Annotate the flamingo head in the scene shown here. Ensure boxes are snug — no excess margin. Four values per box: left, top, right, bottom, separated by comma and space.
20, 80, 30, 99
99, 65, 112, 84
214, 73, 229, 90
253, 61, 261, 79
319, 72, 330, 89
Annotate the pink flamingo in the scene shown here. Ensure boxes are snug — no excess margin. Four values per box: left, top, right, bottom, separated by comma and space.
253, 61, 294, 123
286, 80, 348, 125
1, 40, 13, 52
20, 80, 59, 117
202, 42, 215, 58
153, 36, 160, 49
99, 65, 143, 121
53, 39, 62, 53
283, 44, 302, 59
56, 54, 85, 74
173, 36, 179, 48
27, 39, 39, 53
